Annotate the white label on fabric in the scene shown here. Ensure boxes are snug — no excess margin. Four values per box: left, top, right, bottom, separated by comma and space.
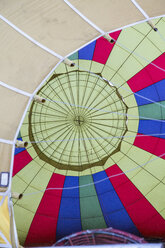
0, 173, 9, 187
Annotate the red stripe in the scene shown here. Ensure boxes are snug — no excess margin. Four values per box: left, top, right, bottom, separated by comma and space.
93, 30, 121, 64
25, 173, 65, 246
127, 53, 165, 92
106, 164, 165, 237
134, 133, 165, 159
13, 150, 32, 176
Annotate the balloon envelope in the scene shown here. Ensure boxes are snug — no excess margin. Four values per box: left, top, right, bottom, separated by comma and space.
12, 17, 165, 247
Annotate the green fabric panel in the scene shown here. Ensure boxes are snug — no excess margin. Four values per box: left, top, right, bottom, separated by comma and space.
82, 217, 107, 230
68, 52, 78, 60
79, 175, 107, 230
139, 101, 165, 120
17, 131, 22, 139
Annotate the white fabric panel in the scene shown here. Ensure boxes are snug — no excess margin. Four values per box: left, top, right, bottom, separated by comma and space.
0, 20, 59, 93
0, 0, 99, 56
137, 0, 165, 17
0, 86, 29, 140
69, 0, 145, 32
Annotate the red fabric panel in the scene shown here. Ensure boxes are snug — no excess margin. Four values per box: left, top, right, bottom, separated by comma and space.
13, 150, 32, 176
127, 53, 165, 92
25, 173, 65, 246
93, 30, 121, 64
134, 133, 165, 159
106, 164, 165, 237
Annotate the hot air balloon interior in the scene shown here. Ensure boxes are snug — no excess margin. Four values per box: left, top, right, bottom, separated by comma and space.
0, 0, 165, 247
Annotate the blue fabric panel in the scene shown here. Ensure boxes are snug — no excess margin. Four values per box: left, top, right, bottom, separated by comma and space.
155, 79, 165, 101
58, 176, 80, 218
93, 170, 114, 193
93, 171, 139, 235
78, 41, 96, 60
62, 176, 79, 197
56, 176, 81, 239
107, 210, 140, 235
138, 120, 165, 139
56, 219, 82, 240
135, 85, 158, 106
135, 79, 165, 106
14, 137, 25, 155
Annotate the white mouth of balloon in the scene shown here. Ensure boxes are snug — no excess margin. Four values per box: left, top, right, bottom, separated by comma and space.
28, 70, 128, 171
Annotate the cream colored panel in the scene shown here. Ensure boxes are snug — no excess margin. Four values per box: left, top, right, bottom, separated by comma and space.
0, 21, 59, 93
69, 0, 144, 32
137, 0, 165, 17
0, 86, 29, 140
0, 143, 12, 173
0, 0, 99, 56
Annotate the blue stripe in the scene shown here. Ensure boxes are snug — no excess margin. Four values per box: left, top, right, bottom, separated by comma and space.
56, 176, 81, 240
93, 171, 140, 235
107, 209, 140, 235
79, 41, 96, 60
138, 120, 165, 139
14, 137, 25, 155
135, 79, 165, 106
56, 218, 82, 240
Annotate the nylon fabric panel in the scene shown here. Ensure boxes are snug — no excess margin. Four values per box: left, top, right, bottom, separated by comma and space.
13, 166, 54, 245
14, 133, 25, 155
56, 176, 81, 240
93, 30, 121, 64
13, 150, 32, 177
0, 20, 59, 93
93, 171, 140, 235
138, 101, 165, 120
79, 41, 96, 60
135, 79, 165, 106
0, 0, 99, 56
134, 133, 165, 159
69, 52, 78, 61
127, 54, 165, 93
106, 165, 165, 237
0, 86, 29, 140
0, 143, 12, 176
138, 120, 165, 139
79, 175, 107, 230
0, 197, 11, 245
137, 0, 165, 17
69, 0, 144, 32
25, 173, 65, 246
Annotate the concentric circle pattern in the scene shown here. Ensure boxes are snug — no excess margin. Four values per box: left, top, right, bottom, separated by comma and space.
29, 71, 128, 171
12, 17, 165, 247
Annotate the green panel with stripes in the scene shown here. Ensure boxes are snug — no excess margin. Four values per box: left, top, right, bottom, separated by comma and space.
139, 101, 165, 120
79, 175, 107, 230
69, 52, 78, 60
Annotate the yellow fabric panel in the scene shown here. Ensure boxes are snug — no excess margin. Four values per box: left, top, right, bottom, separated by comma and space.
147, 183, 165, 216
0, 196, 11, 245
115, 145, 165, 217
14, 204, 34, 245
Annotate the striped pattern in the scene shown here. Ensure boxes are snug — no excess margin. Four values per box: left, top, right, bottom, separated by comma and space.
12, 18, 165, 246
